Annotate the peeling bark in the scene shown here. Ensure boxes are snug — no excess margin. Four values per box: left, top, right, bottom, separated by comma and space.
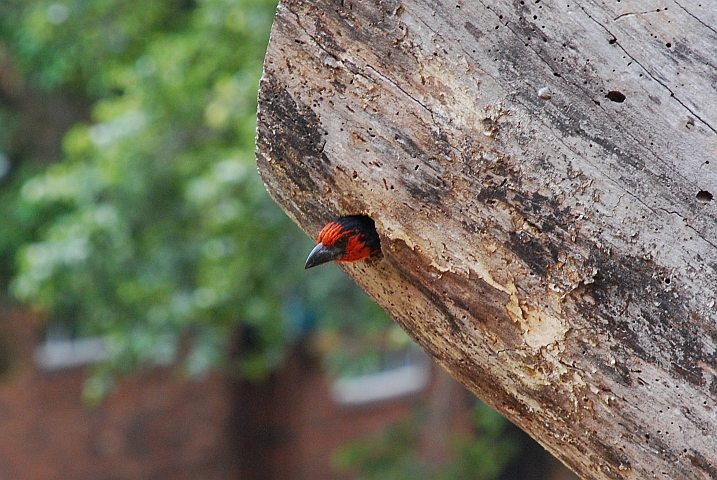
255, 1, 717, 478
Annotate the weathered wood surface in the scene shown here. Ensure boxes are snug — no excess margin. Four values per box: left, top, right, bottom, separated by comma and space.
255, 1, 717, 478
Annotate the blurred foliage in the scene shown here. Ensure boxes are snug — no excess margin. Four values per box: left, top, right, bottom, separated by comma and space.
0, 0, 395, 399
333, 402, 520, 480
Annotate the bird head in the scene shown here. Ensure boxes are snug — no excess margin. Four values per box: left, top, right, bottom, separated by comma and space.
305, 216, 381, 269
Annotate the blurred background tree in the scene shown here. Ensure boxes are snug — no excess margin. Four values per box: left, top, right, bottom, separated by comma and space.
0, 0, 528, 478
0, 0, 381, 390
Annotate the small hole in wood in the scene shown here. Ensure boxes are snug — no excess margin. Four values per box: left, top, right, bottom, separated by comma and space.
696, 190, 713, 202
606, 91, 626, 103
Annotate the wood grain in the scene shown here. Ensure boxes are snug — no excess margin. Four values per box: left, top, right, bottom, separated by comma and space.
256, 1, 717, 478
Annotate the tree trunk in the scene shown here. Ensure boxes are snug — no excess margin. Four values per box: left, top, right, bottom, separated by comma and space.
255, 1, 717, 478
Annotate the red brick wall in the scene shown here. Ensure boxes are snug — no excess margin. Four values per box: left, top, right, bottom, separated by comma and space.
0, 308, 239, 480
0, 308, 476, 480
0, 367, 239, 480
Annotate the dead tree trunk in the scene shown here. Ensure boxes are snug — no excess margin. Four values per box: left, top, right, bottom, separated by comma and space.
255, 1, 717, 478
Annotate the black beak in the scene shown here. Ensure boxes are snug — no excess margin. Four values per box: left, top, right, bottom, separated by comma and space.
305, 242, 342, 269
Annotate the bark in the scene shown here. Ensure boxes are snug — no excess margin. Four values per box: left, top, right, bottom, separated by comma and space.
255, 1, 717, 478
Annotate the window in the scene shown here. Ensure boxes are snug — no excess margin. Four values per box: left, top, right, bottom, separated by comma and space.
330, 344, 431, 406
34, 323, 107, 371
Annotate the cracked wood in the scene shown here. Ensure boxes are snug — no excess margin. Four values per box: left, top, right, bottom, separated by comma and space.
256, 1, 717, 479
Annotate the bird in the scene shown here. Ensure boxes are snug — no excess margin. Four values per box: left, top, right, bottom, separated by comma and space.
305, 216, 381, 269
